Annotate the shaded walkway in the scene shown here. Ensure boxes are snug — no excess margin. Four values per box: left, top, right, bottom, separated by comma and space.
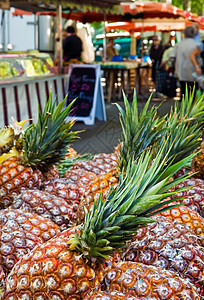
71, 94, 178, 155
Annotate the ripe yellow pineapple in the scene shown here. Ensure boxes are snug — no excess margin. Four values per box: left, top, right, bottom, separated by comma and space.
0, 93, 79, 208
2, 145, 196, 299
0, 156, 43, 208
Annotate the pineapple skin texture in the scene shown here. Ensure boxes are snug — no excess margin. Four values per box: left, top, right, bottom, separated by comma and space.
11, 189, 77, 230
2, 228, 102, 300
0, 157, 43, 208
103, 261, 201, 299
84, 291, 138, 299
124, 215, 204, 293
0, 209, 60, 277
173, 177, 204, 217
160, 205, 204, 246
77, 172, 119, 224
66, 152, 118, 177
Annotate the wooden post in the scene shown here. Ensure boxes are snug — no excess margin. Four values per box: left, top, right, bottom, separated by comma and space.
130, 31, 136, 55
103, 12, 107, 62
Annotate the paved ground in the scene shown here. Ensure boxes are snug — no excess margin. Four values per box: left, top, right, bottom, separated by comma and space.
71, 90, 178, 155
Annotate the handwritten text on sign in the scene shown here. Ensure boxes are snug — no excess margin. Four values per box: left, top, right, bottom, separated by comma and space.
67, 68, 96, 117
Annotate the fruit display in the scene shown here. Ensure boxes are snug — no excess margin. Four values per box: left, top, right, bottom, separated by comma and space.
0, 52, 54, 80
0, 61, 19, 79
0, 87, 204, 300
1, 147, 196, 299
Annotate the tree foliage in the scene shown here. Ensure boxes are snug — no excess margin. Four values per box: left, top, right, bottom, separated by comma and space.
172, 0, 203, 15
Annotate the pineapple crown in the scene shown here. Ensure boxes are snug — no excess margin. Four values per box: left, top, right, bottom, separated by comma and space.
115, 90, 166, 171
21, 92, 80, 170
68, 141, 195, 262
159, 87, 204, 165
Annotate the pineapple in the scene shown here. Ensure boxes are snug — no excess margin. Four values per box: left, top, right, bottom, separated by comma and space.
173, 177, 204, 217
2, 145, 196, 299
77, 172, 119, 224
65, 152, 118, 177
0, 209, 60, 277
160, 205, 204, 245
123, 214, 204, 293
10, 189, 77, 230
41, 164, 60, 181
0, 156, 43, 208
0, 93, 79, 208
102, 261, 200, 299
43, 169, 97, 209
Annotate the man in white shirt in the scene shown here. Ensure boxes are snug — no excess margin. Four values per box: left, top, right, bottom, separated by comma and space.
170, 26, 199, 100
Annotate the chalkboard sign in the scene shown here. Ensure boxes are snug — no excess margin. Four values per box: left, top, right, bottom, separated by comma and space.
65, 64, 106, 125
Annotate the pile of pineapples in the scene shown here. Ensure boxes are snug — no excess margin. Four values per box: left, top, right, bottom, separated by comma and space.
0, 88, 204, 300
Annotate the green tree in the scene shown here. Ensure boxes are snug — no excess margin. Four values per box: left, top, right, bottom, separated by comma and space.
171, 0, 203, 15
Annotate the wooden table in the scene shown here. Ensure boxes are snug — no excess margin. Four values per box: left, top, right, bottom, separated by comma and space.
99, 61, 151, 102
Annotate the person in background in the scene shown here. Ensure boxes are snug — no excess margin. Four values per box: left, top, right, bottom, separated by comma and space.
103, 38, 119, 61
63, 26, 82, 62
170, 26, 199, 100
189, 39, 204, 76
149, 35, 164, 90
193, 23, 200, 43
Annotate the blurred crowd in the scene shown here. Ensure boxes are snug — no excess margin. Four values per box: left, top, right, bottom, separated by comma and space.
55, 23, 204, 100
149, 23, 204, 100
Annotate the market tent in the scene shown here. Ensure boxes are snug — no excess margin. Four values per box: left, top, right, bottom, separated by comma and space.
11, 0, 201, 23
106, 18, 190, 33
12, 8, 123, 23
121, 2, 199, 22
10, 0, 124, 13
106, 21, 157, 33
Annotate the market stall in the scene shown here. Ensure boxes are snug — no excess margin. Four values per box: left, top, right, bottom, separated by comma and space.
1, 0, 132, 127
99, 60, 151, 102
0, 51, 67, 127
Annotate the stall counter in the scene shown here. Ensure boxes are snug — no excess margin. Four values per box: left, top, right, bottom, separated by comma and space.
0, 74, 68, 128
